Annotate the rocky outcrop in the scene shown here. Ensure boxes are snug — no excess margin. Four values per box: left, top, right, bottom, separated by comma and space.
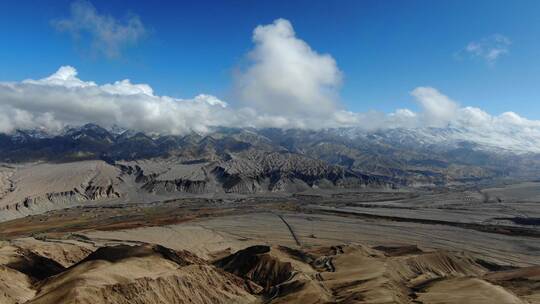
141, 179, 209, 194
118, 161, 214, 194
214, 245, 294, 291
118, 151, 392, 196
212, 150, 391, 193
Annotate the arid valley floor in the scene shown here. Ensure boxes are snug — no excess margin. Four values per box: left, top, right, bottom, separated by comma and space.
0, 180, 539, 303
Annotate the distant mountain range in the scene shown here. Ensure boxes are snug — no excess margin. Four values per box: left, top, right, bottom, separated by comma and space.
1, 123, 539, 187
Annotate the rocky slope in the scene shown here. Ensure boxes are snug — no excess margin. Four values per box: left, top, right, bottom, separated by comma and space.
0, 155, 389, 221
118, 149, 389, 195
0, 161, 121, 221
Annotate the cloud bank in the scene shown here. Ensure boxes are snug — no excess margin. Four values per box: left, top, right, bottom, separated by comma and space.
52, 0, 147, 58
411, 87, 459, 126
1, 19, 539, 152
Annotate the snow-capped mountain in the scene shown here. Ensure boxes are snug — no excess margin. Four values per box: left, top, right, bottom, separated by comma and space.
247, 125, 539, 157
1, 124, 539, 186
346, 126, 540, 154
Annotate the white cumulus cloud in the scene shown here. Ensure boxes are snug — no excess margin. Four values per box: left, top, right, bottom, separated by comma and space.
234, 18, 342, 119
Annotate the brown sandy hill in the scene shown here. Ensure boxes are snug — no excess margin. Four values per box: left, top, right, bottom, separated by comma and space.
485, 266, 540, 304
215, 244, 538, 304
11, 237, 95, 268
27, 244, 256, 304
0, 240, 67, 304
0, 237, 538, 304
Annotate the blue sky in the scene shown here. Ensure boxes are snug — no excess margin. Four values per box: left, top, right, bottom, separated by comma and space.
0, 0, 539, 118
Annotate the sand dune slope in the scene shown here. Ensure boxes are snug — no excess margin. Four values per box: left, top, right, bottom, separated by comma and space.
0, 237, 538, 304
27, 244, 256, 304
215, 244, 538, 304
417, 277, 525, 304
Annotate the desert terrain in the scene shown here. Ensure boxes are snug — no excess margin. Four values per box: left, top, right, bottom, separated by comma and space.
0, 127, 538, 303
0, 178, 538, 303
